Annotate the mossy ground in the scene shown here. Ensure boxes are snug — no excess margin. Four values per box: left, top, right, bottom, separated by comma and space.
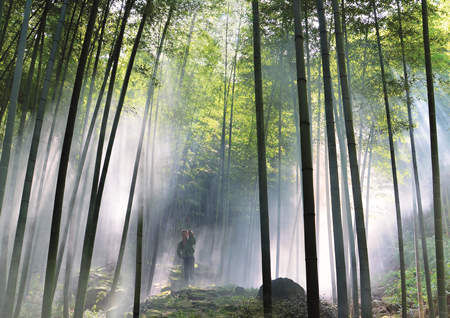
20, 263, 414, 317
133, 286, 336, 318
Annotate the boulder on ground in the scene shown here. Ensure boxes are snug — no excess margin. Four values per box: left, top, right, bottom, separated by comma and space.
234, 286, 246, 295
258, 277, 306, 300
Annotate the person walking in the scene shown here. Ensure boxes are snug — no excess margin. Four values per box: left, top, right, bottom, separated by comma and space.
177, 230, 196, 283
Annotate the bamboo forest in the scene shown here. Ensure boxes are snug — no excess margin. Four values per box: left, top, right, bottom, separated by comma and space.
0, 0, 448, 317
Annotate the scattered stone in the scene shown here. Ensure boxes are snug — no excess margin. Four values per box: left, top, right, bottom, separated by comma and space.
234, 286, 246, 295
258, 277, 306, 300
372, 299, 400, 315
85, 286, 108, 310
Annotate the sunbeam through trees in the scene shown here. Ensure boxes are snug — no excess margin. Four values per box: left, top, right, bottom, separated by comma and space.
0, 0, 448, 317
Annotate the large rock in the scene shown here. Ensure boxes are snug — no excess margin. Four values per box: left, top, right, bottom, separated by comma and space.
258, 277, 306, 300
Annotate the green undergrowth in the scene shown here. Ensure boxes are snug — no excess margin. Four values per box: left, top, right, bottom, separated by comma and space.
379, 235, 450, 315
135, 286, 336, 318
20, 265, 337, 317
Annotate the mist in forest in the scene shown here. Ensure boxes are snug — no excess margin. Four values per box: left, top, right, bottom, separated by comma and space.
2, 40, 448, 311
0, 0, 448, 317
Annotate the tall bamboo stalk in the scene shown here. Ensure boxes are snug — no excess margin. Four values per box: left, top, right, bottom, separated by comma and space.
221, 16, 242, 280
276, 63, 282, 279
395, 0, 434, 313
107, 2, 165, 302
365, 144, 373, 232
251, 0, 272, 314
0, 0, 49, 302
293, 0, 319, 316
412, 182, 424, 318
214, 1, 230, 258
313, 0, 349, 315
73, 1, 135, 316
371, 1, 406, 316
325, 146, 337, 304
420, 0, 447, 316
0, 0, 33, 217
41, 0, 101, 316
50, 0, 113, 288
332, 0, 373, 316
133, 193, 144, 317
335, 77, 358, 316
314, 79, 321, 247
2, 2, 67, 317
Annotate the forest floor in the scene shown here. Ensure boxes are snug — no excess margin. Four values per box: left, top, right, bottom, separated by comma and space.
137, 285, 337, 318
82, 264, 410, 318
79, 264, 337, 317
20, 264, 407, 317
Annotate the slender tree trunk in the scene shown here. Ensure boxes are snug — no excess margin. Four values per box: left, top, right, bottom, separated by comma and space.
420, 0, 447, 316
289, 58, 302, 209
293, 1, 320, 316
47, 0, 76, 98
396, 0, 434, 311
0, 0, 32, 216
21, 0, 50, 116
4, 0, 48, 243
76, 32, 98, 147
0, 0, 12, 53
286, 192, 301, 273
2, 2, 67, 316
12, 214, 40, 318
313, 0, 349, 316
371, 2, 406, 316
412, 182, 424, 318
62, 148, 94, 318
147, 95, 162, 292
337, 1, 354, 308
335, 79, 358, 316
93, 2, 163, 301
251, 1, 272, 314
314, 77, 321, 248
178, 11, 197, 90
0, 0, 4, 46
80, 1, 111, 143
276, 76, 282, 279
107, 3, 169, 303
133, 194, 144, 317
357, 122, 363, 164
243, 184, 257, 285
12, 212, 37, 318
365, 145, 373, 232
332, 0, 373, 316
304, 4, 312, 135
0, 22, 36, 89
40, 0, 101, 316
52, 0, 87, 122
62, 243, 72, 318
50, 0, 114, 292
72, 1, 135, 316
14, 110, 68, 318
33, 27, 45, 107
213, 2, 230, 258
25, 4, 85, 231
325, 144, 337, 304
30, 2, 79, 207
360, 127, 373, 192
221, 17, 241, 280
0, 0, 49, 300
142, 89, 156, 295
